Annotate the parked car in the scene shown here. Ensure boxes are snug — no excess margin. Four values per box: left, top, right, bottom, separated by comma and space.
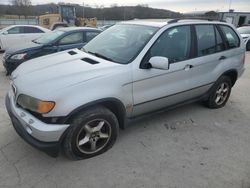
5, 20, 245, 160
237, 26, 250, 51
3, 27, 101, 75
0, 25, 50, 52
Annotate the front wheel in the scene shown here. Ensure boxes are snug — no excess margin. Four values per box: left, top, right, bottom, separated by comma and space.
203, 76, 232, 109
63, 106, 119, 160
247, 41, 250, 51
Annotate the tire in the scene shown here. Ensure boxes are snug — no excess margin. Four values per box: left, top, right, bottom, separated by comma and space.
63, 106, 119, 160
247, 41, 250, 51
203, 76, 232, 109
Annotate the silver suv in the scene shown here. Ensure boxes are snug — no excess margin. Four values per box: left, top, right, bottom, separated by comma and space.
5, 19, 245, 160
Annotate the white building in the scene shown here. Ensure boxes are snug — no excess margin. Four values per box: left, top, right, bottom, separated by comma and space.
219, 11, 250, 27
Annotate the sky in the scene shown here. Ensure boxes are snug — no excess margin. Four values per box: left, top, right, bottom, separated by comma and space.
1, 0, 250, 13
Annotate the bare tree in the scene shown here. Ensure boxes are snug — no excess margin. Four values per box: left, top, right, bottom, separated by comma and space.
11, 0, 32, 18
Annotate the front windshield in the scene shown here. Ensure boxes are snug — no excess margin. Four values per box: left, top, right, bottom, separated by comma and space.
237, 27, 250, 35
0, 26, 11, 34
34, 30, 64, 44
83, 24, 158, 64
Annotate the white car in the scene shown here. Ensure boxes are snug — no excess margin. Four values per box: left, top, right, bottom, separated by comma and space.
6, 20, 245, 159
0, 25, 50, 52
237, 26, 250, 51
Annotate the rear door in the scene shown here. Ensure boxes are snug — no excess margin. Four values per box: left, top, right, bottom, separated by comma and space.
23, 26, 45, 42
186, 24, 228, 96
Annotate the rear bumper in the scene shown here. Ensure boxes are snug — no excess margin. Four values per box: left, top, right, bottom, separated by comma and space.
5, 92, 70, 157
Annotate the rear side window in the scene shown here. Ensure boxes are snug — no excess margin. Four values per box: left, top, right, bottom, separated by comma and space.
24, 27, 44, 33
59, 32, 84, 45
147, 25, 191, 63
195, 25, 217, 56
220, 25, 240, 49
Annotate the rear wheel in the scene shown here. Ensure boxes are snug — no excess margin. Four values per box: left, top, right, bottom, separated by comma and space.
63, 106, 119, 160
203, 76, 232, 109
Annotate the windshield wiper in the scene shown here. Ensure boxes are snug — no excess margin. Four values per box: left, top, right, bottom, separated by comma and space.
87, 51, 114, 62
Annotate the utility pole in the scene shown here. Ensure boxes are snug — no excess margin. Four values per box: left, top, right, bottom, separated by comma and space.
82, 2, 85, 18
123, 6, 126, 20
229, 0, 232, 11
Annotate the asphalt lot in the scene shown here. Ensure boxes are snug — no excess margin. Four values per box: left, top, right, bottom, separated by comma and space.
0, 52, 250, 188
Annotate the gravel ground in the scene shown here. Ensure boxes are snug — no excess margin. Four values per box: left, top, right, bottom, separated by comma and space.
0, 52, 250, 188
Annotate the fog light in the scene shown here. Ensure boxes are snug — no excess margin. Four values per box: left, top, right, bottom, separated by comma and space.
25, 125, 32, 134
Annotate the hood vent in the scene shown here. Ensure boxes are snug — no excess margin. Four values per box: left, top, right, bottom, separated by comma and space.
81, 58, 99, 65
68, 51, 77, 55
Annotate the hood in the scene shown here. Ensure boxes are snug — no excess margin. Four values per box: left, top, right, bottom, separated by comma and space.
240, 34, 250, 38
5, 41, 43, 55
11, 49, 123, 98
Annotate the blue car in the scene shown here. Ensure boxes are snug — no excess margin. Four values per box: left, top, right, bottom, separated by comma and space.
3, 27, 101, 75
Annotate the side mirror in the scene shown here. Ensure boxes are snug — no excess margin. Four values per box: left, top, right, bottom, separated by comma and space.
3, 31, 8, 35
149, 56, 169, 70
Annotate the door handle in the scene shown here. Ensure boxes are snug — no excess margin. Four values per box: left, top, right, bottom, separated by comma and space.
219, 56, 227, 60
184, 64, 193, 71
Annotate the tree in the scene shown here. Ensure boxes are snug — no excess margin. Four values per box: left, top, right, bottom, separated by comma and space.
12, 0, 31, 6
11, 0, 33, 18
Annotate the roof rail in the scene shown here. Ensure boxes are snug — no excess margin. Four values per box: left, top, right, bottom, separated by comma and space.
167, 17, 226, 24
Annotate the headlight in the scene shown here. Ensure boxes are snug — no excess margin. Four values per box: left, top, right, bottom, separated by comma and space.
17, 94, 55, 114
10, 53, 27, 60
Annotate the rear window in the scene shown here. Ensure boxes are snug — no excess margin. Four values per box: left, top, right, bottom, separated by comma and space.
24, 27, 44, 33
220, 25, 240, 49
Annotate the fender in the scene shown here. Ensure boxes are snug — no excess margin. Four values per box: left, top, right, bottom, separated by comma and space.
62, 98, 127, 129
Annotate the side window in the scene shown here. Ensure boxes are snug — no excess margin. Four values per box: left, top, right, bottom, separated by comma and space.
215, 26, 225, 52
147, 25, 191, 63
220, 25, 240, 49
195, 25, 217, 56
85, 31, 99, 42
59, 32, 84, 45
24, 27, 44, 33
7, 27, 24, 34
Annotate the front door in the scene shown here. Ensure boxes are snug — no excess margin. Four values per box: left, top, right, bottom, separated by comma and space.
2, 26, 25, 49
132, 25, 194, 116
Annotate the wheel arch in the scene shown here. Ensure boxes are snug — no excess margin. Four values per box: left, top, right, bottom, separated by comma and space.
222, 69, 238, 86
63, 98, 127, 129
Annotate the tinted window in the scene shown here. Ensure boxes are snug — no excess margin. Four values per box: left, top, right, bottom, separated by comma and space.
34, 30, 64, 44
215, 26, 225, 52
59, 32, 83, 45
147, 25, 191, 63
85, 31, 100, 42
220, 25, 240, 49
195, 25, 217, 56
7, 27, 24, 34
24, 27, 44, 33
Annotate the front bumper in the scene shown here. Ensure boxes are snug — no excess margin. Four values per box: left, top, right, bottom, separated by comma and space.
5, 92, 70, 157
